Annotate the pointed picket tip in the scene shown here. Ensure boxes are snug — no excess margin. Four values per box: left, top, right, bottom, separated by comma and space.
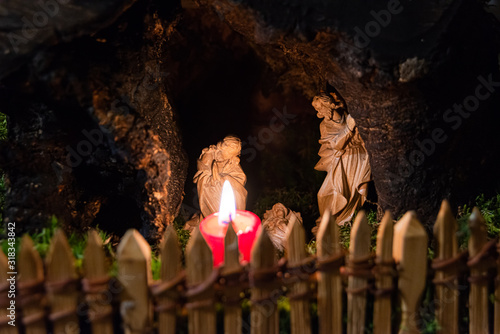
317, 210, 340, 257
468, 207, 487, 256
47, 229, 73, 257
285, 213, 301, 240
433, 200, 458, 258
433, 200, 456, 236
433, 200, 455, 235
46, 229, 74, 261
376, 211, 393, 260
84, 229, 109, 279
285, 214, 307, 264
350, 210, 371, 259
20, 234, 36, 250
159, 224, 182, 281
469, 207, 486, 232
163, 224, 179, 245
393, 211, 427, 262
186, 227, 213, 285
18, 234, 44, 282
186, 226, 212, 258
160, 225, 180, 262
251, 225, 276, 269
117, 229, 151, 262
46, 229, 78, 281
86, 229, 103, 248
223, 223, 240, 271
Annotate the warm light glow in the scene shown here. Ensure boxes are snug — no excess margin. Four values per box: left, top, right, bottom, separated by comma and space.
218, 180, 236, 225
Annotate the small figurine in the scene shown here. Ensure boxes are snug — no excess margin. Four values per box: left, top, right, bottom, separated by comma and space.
262, 203, 302, 251
194, 135, 248, 218
313, 92, 371, 226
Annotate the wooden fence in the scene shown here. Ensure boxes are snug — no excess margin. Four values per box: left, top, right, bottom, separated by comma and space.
0, 199, 499, 334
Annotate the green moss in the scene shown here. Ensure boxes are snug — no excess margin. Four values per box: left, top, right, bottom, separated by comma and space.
151, 253, 161, 280
0, 113, 6, 142
0, 215, 114, 274
173, 215, 191, 258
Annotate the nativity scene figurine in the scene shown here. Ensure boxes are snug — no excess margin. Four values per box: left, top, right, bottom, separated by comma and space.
313, 92, 372, 227
185, 135, 248, 231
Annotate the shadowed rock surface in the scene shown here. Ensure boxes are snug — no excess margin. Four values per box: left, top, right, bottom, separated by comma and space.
0, 1, 187, 241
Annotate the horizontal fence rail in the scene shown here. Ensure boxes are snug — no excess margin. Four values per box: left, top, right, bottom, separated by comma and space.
0, 200, 499, 334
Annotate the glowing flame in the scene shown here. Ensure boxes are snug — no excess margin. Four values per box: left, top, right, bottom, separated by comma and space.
218, 180, 236, 225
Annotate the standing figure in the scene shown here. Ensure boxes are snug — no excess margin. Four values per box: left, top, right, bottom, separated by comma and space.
193, 135, 247, 218
313, 92, 371, 226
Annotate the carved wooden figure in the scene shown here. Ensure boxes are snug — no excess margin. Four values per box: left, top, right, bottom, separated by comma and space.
262, 203, 302, 251
313, 92, 371, 226
186, 135, 248, 231
194, 135, 247, 217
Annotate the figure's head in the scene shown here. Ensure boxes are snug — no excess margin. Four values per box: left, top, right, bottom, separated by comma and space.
312, 93, 334, 118
272, 203, 288, 219
218, 135, 241, 161
312, 92, 346, 119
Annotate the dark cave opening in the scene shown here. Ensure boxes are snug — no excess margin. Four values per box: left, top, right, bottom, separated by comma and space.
164, 10, 383, 239
166, 10, 331, 234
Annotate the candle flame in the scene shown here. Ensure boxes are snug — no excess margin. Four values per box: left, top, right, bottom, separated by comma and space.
218, 180, 236, 225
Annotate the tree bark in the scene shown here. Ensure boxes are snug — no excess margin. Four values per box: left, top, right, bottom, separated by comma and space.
0, 1, 187, 241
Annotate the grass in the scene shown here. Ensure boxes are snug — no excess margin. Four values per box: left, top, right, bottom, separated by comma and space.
0, 216, 115, 273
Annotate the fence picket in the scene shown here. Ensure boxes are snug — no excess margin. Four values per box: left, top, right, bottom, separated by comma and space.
185, 227, 216, 334
83, 230, 113, 334
432, 200, 460, 334
286, 215, 312, 334
222, 224, 243, 334
0, 247, 18, 333
18, 235, 46, 334
373, 211, 394, 334
116, 229, 153, 334
316, 211, 343, 334
250, 227, 279, 334
45, 229, 79, 334
393, 211, 428, 334
468, 207, 493, 334
346, 210, 371, 334
1, 201, 498, 334
156, 225, 182, 334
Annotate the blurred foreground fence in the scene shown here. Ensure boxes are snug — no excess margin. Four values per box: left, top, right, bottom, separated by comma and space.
1, 200, 500, 334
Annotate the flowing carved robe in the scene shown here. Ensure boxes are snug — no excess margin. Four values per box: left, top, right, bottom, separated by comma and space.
193, 147, 247, 218
315, 115, 371, 225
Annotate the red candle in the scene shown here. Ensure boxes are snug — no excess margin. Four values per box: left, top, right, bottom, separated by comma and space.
199, 181, 261, 267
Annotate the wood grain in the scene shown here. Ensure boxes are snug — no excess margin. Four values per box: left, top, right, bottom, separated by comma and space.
393, 211, 428, 334
316, 210, 343, 334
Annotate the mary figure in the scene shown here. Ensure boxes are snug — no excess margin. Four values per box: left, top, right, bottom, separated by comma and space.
193, 135, 247, 218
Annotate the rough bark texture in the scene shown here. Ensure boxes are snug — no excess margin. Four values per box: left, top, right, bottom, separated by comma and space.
0, 1, 187, 241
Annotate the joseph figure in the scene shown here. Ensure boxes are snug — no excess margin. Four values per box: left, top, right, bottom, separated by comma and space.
313, 92, 371, 225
